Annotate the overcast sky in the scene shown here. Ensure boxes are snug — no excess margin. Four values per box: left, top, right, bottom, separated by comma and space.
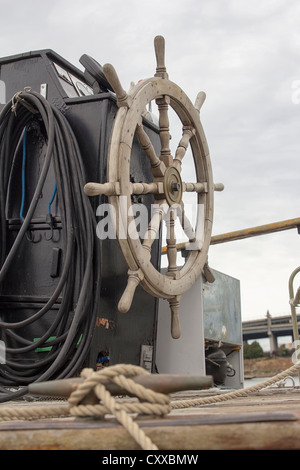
0, 0, 299, 322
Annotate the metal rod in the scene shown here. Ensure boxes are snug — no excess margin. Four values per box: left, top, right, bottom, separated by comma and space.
28, 374, 213, 400
210, 217, 300, 245
161, 217, 300, 253
288, 266, 300, 382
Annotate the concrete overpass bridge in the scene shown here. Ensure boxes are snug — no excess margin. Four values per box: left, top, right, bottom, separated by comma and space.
243, 311, 300, 353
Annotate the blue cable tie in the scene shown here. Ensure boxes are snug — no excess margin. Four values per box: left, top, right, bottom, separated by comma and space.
48, 180, 57, 214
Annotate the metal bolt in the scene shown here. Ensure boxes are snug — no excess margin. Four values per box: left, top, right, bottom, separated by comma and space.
171, 182, 180, 192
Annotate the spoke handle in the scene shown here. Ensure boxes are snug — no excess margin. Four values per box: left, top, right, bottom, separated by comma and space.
194, 91, 206, 111
118, 270, 144, 313
84, 181, 120, 196
214, 183, 224, 192
103, 63, 131, 107
154, 35, 168, 78
169, 297, 181, 339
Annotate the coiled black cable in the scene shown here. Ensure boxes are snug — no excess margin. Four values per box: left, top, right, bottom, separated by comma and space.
0, 90, 101, 402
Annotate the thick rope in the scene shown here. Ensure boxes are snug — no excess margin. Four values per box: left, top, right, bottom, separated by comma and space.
171, 359, 300, 409
0, 403, 70, 422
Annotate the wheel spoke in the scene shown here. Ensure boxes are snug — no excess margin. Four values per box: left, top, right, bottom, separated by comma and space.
84, 180, 164, 196
193, 203, 205, 251
156, 95, 172, 167
165, 207, 178, 277
136, 123, 165, 177
143, 200, 167, 255
177, 201, 203, 251
177, 201, 196, 244
130, 182, 164, 195
182, 182, 207, 193
173, 126, 195, 172
182, 182, 224, 193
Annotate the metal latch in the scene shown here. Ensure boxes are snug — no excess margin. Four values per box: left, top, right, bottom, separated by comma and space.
140, 345, 153, 372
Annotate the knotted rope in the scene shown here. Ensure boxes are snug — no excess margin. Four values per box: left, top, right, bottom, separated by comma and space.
68, 364, 170, 450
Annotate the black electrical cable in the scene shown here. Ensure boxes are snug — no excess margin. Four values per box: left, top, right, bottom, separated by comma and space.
0, 90, 101, 402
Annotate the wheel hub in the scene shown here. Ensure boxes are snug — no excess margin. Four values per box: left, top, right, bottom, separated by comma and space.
163, 166, 183, 206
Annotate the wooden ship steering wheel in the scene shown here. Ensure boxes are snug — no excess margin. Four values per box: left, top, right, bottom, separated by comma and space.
84, 36, 223, 339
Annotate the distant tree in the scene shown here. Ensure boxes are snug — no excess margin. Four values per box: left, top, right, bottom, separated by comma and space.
243, 341, 264, 359
278, 344, 292, 357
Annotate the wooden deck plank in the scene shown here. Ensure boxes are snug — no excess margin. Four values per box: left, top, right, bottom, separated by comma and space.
0, 387, 300, 450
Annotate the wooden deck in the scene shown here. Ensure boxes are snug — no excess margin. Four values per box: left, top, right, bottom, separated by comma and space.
0, 386, 299, 450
